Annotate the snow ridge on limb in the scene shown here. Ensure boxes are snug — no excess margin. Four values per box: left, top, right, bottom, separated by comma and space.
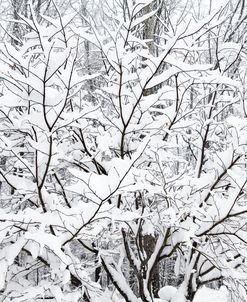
101, 256, 139, 302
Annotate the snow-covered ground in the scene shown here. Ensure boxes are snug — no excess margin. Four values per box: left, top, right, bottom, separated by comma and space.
37, 286, 230, 302
193, 286, 229, 302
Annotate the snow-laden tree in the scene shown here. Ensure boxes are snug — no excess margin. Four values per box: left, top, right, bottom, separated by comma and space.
73, 1, 247, 301
0, 2, 103, 301
0, 1, 247, 302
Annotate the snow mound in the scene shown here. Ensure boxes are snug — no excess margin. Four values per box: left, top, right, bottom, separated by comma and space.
158, 286, 177, 301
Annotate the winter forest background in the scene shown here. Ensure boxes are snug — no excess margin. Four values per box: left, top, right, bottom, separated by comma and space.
0, 0, 247, 301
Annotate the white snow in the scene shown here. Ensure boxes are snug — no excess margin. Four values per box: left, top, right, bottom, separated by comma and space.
158, 286, 177, 301
194, 286, 230, 302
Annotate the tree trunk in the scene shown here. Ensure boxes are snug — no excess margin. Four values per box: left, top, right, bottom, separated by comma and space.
142, 2, 160, 297
145, 234, 160, 298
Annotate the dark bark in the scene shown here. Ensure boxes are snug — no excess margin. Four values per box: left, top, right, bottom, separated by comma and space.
144, 234, 160, 298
